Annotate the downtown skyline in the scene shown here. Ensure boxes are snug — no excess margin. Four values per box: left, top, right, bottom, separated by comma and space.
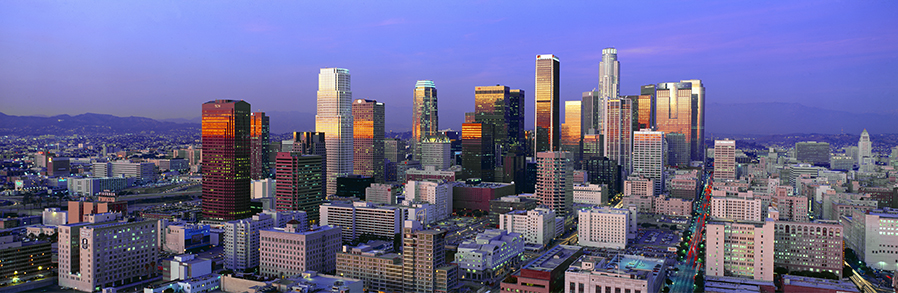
2, 1, 897, 135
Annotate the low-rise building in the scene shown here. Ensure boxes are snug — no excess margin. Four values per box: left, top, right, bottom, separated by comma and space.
455, 229, 524, 286
488, 195, 538, 227
565, 255, 667, 293
162, 254, 212, 281
162, 224, 211, 254
773, 220, 843, 277
0, 236, 52, 284
500, 245, 583, 293
578, 206, 637, 249
781, 274, 859, 293
498, 208, 555, 247
259, 222, 341, 278
573, 184, 608, 205
654, 194, 693, 217
451, 180, 515, 213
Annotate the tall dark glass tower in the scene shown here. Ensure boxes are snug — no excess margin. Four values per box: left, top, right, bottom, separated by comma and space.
250, 112, 270, 180
535, 54, 560, 154
202, 99, 252, 221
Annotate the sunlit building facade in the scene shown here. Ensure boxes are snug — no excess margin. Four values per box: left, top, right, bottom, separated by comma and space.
535, 54, 560, 154
316, 68, 353, 196
250, 112, 270, 180
352, 99, 385, 182
636, 85, 655, 130
655, 80, 705, 163
561, 101, 583, 166
598, 48, 620, 100
462, 122, 495, 181
201, 99, 252, 221
413, 80, 439, 161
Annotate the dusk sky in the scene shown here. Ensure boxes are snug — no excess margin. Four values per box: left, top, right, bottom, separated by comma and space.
2, 1, 897, 132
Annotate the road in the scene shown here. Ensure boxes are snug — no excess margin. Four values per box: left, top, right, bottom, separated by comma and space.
669, 170, 712, 293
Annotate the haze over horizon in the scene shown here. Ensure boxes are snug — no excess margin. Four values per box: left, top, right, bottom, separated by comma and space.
2, 1, 897, 132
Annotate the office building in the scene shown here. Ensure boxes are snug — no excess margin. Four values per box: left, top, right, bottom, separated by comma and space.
291, 132, 327, 184
565, 255, 667, 293
451, 180, 515, 212
68, 199, 128, 224
162, 224, 211, 254
47, 156, 70, 177
261, 209, 309, 229
773, 220, 843, 277
489, 195, 539, 227
0, 236, 51, 285
92, 161, 156, 181
250, 178, 275, 200
473, 85, 515, 155
500, 245, 584, 293
413, 80, 439, 161
316, 68, 354, 196
259, 222, 341, 278
201, 99, 252, 221
714, 139, 736, 181
407, 165, 459, 183
561, 100, 583, 165
320, 201, 401, 243
573, 184, 608, 205
336, 243, 404, 292
353, 99, 385, 182
655, 80, 705, 163
498, 208, 556, 247
843, 207, 898, 272
402, 220, 455, 293
584, 156, 621, 196
604, 97, 632, 175
578, 206, 637, 249
455, 229, 524, 285
536, 151, 574, 216
336, 174, 373, 199
654, 194, 693, 217
667, 132, 689, 167
598, 47, 620, 100
274, 152, 323, 223
162, 254, 212, 282
384, 138, 406, 163
406, 180, 452, 222
706, 219, 775, 281
795, 141, 831, 167
395, 160, 422, 183
631, 129, 666, 194
58, 219, 158, 292
636, 84, 656, 130
710, 195, 763, 221
365, 183, 399, 205
535, 54, 560, 154
507, 89, 526, 152
461, 122, 495, 181
421, 135, 451, 170
582, 91, 602, 136
67, 177, 131, 196
250, 112, 270, 180
222, 213, 274, 271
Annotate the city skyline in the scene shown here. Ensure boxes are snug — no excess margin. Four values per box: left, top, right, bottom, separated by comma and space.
2, 1, 896, 134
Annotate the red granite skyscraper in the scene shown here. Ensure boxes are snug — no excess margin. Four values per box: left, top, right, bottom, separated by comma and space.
202, 100, 252, 221
352, 99, 385, 182
250, 112, 270, 180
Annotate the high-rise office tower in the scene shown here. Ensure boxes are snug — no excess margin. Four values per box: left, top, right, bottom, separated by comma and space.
636, 85, 656, 130
631, 129, 666, 195
667, 133, 689, 167
561, 101, 583, 166
250, 112, 270, 180
275, 152, 323, 223
292, 132, 327, 189
655, 80, 705, 163
412, 80, 439, 161
473, 85, 526, 155
202, 100, 252, 221
421, 135, 451, 170
858, 129, 872, 167
714, 140, 736, 181
461, 122, 495, 181
603, 97, 633, 177
598, 48, 620, 100
316, 68, 353, 196
581, 90, 602, 135
535, 54, 560, 154
353, 99, 385, 182
536, 151, 573, 216
508, 89, 526, 152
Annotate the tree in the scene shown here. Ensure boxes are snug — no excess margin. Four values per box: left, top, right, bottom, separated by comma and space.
774, 267, 788, 275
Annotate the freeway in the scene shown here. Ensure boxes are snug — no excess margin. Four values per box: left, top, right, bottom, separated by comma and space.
668, 170, 713, 293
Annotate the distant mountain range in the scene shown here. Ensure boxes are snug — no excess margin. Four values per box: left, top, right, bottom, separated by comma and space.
3, 102, 896, 136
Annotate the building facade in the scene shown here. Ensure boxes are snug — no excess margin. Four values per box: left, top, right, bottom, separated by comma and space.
352, 99, 385, 182
705, 219, 775, 281
565, 255, 667, 293
455, 229, 524, 286
654, 80, 705, 162
536, 151, 574, 216
274, 152, 324, 223
535, 54, 560, 154
320, 201, 401, 243
499, 208, 556, 247
774, 220, 843, 277
259, 223, 341, 278
250, 112, 270, 180
578, 207, 636, 249
316, 68, 354, 196
714, 139, 736, 181
58, 219, 158, 292
631, 129, 666, 195
222, 214, 273, 271
412, 80, 439, 161
201, 99, 252, 221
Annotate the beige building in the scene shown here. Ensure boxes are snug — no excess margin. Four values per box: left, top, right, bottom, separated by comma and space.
654, 194, 693, 217
774, 220, 843, 277
706, 218, 775, 281
573, 184, 608, 205
714, 140, 736, 181
59, 218, 158, 292
578, 206, 636, 249
336, 244, 404, 292
320, 201, 401, 243
259, 222, 341, 278
402, 220, 457, 293
565, 255, 667, 293
711, 196, 762, 221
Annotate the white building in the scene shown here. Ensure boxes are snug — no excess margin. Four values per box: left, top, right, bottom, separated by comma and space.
250, 178, 275, 199
578, 206, 636, 249
366, 183, 399, 204
631, 129, 666, 195
706, 218, 775, 281
498, 208, 556, 247
421, 135, 451, 170
405, 180, 452, 222
163, 254, 212, 281
260, 223, 342, 278
454, 229, 524, 285
222, 213, 274, 271
714, 140, 736, 181
58, 218, 158, 292
711, 196, 763, 221
316, 67, 354, 196
573, 184, 608, 205
67, 177, 132, 196
565, 255, 667, 293
858, 129, 872, 170
843, 207, 898, 272
42, 207, 67, 226
261, 209, 308, 229
320, 201, 401, 243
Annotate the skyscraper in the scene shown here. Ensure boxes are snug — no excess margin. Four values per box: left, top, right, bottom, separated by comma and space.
461, 122, 495, 181
581, 90, 602, 135
535, 54, 560, 154
714, 140, 736, 181
275, 152, 323, 222
536, 151, 573, 216
292, 131, 327, 189
353, 99, 385, 182
316, 68, 353, 196
636, 85, 655, 130
508, 89, 526, 152
598, 48, 620, 100
561, 101, 583, 166
412, 80, 439, 161
473, 85, 525, 156
250, 112, 270, 180
858, 129, 872, 168
655, 80, 705, 163
631, 129, 666, 195
202, 99, 252, 221
603, 97, 633, 177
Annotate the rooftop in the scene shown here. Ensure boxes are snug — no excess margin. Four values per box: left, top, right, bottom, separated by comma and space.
523, 245, 582, 272
566, 255, 665, 280
782, 275, 859, 292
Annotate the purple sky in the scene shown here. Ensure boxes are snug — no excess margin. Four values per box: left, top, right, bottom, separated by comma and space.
1, 1, 897, 132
